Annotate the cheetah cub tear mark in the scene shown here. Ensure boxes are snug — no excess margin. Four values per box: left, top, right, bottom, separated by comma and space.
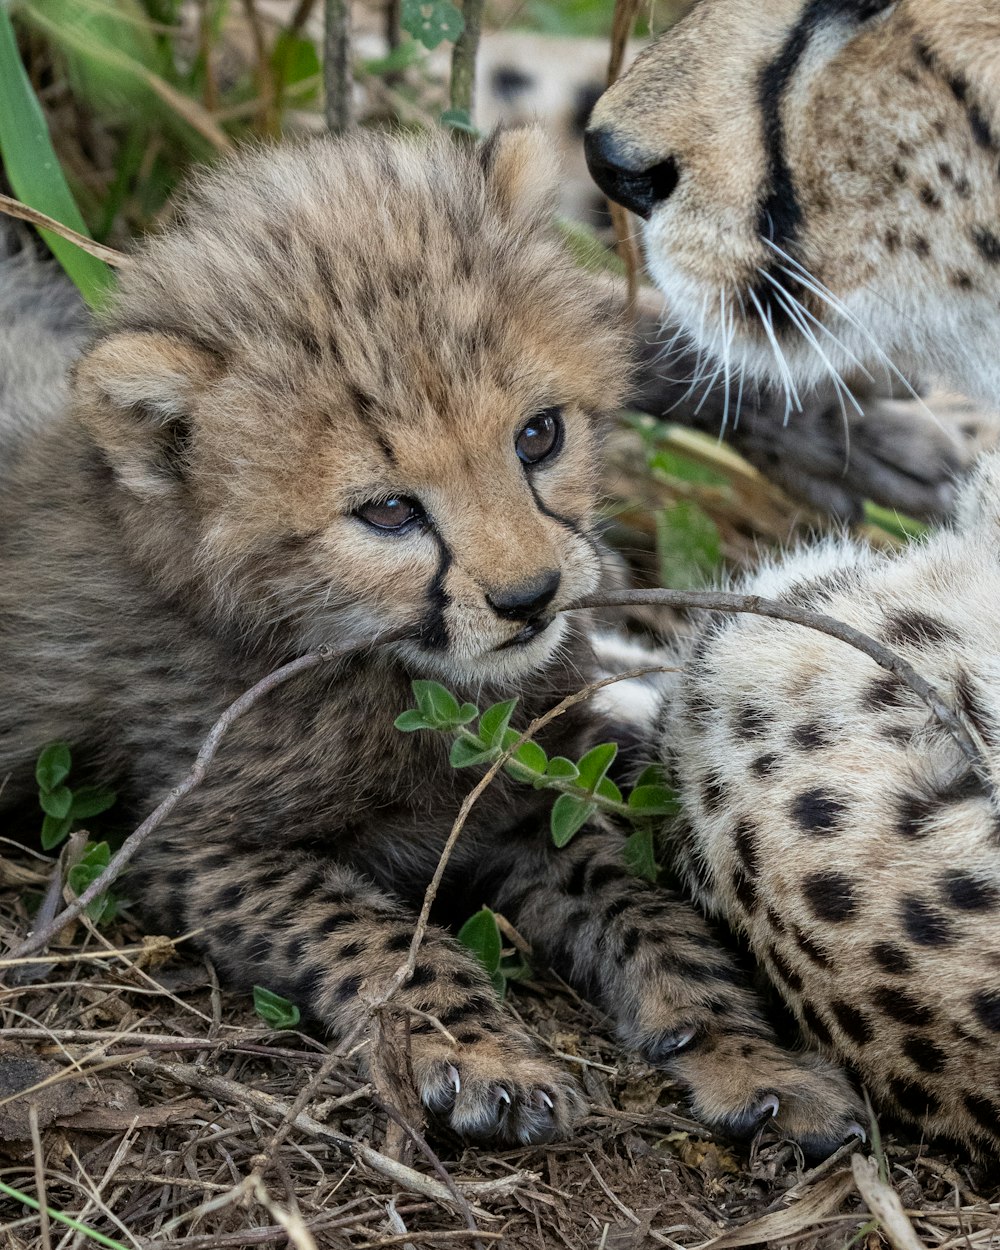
0, 128, 861, 1151
590, 0, 1000, 1153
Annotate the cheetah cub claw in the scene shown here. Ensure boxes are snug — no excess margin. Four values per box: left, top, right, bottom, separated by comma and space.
415, 1040, 581, 1144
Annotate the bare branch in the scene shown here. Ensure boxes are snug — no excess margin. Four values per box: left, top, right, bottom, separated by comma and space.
576, 588, 988, 776
449, 0, 485, 123
323, 0, 353, 132
127, 1056, 523, 1206
606, 0, 642, 317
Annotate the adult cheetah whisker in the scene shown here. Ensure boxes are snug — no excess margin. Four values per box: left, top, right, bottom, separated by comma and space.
763, 239, 935, 420
716, 289, 736, 438
756, 268, 863, 420
747, 285, 801, 421
766, 264, 878, 387
692, 289, 733, 421
756, 268, 859, 467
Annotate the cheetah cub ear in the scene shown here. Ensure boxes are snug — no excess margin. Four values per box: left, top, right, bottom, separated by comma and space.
73, 332, 219, 497
480, 125, 561, 231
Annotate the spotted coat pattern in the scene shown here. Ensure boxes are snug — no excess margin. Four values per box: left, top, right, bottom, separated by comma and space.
588, 0, 1000, 1153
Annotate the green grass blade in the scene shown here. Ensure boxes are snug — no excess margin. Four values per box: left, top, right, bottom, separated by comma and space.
0, 1179, 129, 1250
0, 8, 114, 306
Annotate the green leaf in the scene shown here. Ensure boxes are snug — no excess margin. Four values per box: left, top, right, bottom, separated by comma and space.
393, 709, 436, 732
456, 703, 480, 726
0, 9, 114, 306
360, 40, 425, 77
68, 786, 117, 821
412, 679, 461, 726
623, 827, 659, 884
550, 793, 596, 847
457, 907, 502, 975
648, 446, 728, 487
67, 841, 114, 918
555, 217, 626, 277
85, 892, 119, 925
503, 740, 548, 783
500, 952, 532, 984
40, 814, 73, 851
271, 30, 320, 91
576, 742, 618, 793
633, 763, 666, 789
36, 742, 72, 793
253, 985, 301, 1030
863, 502, 928, 544
478, 698, 518, 749
441, 107, 478, 135
449, 736, 495, 769
39, 786, 73, 820
490, 969, 507, 999
657, 500, 723, 591
595, 776, 623, 805
627, 784, 680, 817
401, 0, 464, 48
546, 756, 580, 781
80, 840, 111, 869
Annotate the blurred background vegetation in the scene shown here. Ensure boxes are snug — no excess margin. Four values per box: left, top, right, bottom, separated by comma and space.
2, 0, 692, 251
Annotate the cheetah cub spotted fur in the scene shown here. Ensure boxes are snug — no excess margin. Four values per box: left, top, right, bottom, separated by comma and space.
0, 129, 861, 1150
588, 0, 1000, 1152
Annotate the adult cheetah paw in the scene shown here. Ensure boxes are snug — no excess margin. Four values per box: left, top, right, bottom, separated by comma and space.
412, 1042, 582, 1145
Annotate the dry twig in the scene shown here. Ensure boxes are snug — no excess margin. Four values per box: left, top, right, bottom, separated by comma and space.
323, 0, 353, 132
449, 0, 485, 123
606, 0, 643, 317
0, 193, 128, 267
577, 589, 988, 776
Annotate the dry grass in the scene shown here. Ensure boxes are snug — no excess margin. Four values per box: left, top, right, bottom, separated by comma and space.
3, 809, 1000, 1250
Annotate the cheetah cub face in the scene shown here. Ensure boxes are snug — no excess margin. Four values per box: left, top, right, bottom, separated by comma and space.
74, 130, 628, 683
586, 0, 1000, 405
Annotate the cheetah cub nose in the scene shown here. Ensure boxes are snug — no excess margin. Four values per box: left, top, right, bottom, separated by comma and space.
584, 128, 679, 220
485, 570, 561, 622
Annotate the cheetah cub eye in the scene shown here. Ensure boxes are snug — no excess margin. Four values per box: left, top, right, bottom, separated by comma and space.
515, 408, 563, 466
356, 496, 426, 533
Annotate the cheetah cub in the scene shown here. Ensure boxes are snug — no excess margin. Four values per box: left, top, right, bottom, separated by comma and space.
0, 129, 860, 1149
588, 0, 1000, 1152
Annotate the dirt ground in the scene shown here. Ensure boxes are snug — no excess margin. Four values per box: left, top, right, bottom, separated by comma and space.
3, 855, 1000, 1250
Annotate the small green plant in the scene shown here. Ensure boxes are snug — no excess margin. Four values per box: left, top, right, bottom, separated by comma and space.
66, 840, 120, 925
253, 985, 301, 1029
401, 0, 465, 49
394, 680, 678, 881
35, 741, 120, 923
457, 907, 531, 999
36, 741, 117, 850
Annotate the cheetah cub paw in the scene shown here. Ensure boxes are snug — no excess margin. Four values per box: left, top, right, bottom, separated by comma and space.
412, 1036, 583, 1145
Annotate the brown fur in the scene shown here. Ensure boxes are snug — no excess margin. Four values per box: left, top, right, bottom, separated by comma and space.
589, 0, 1000, 1153
1, 128, 858, 1149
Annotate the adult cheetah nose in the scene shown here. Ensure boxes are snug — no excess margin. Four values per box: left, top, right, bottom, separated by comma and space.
584, 128, 679, 220
486, 570, 561, 622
